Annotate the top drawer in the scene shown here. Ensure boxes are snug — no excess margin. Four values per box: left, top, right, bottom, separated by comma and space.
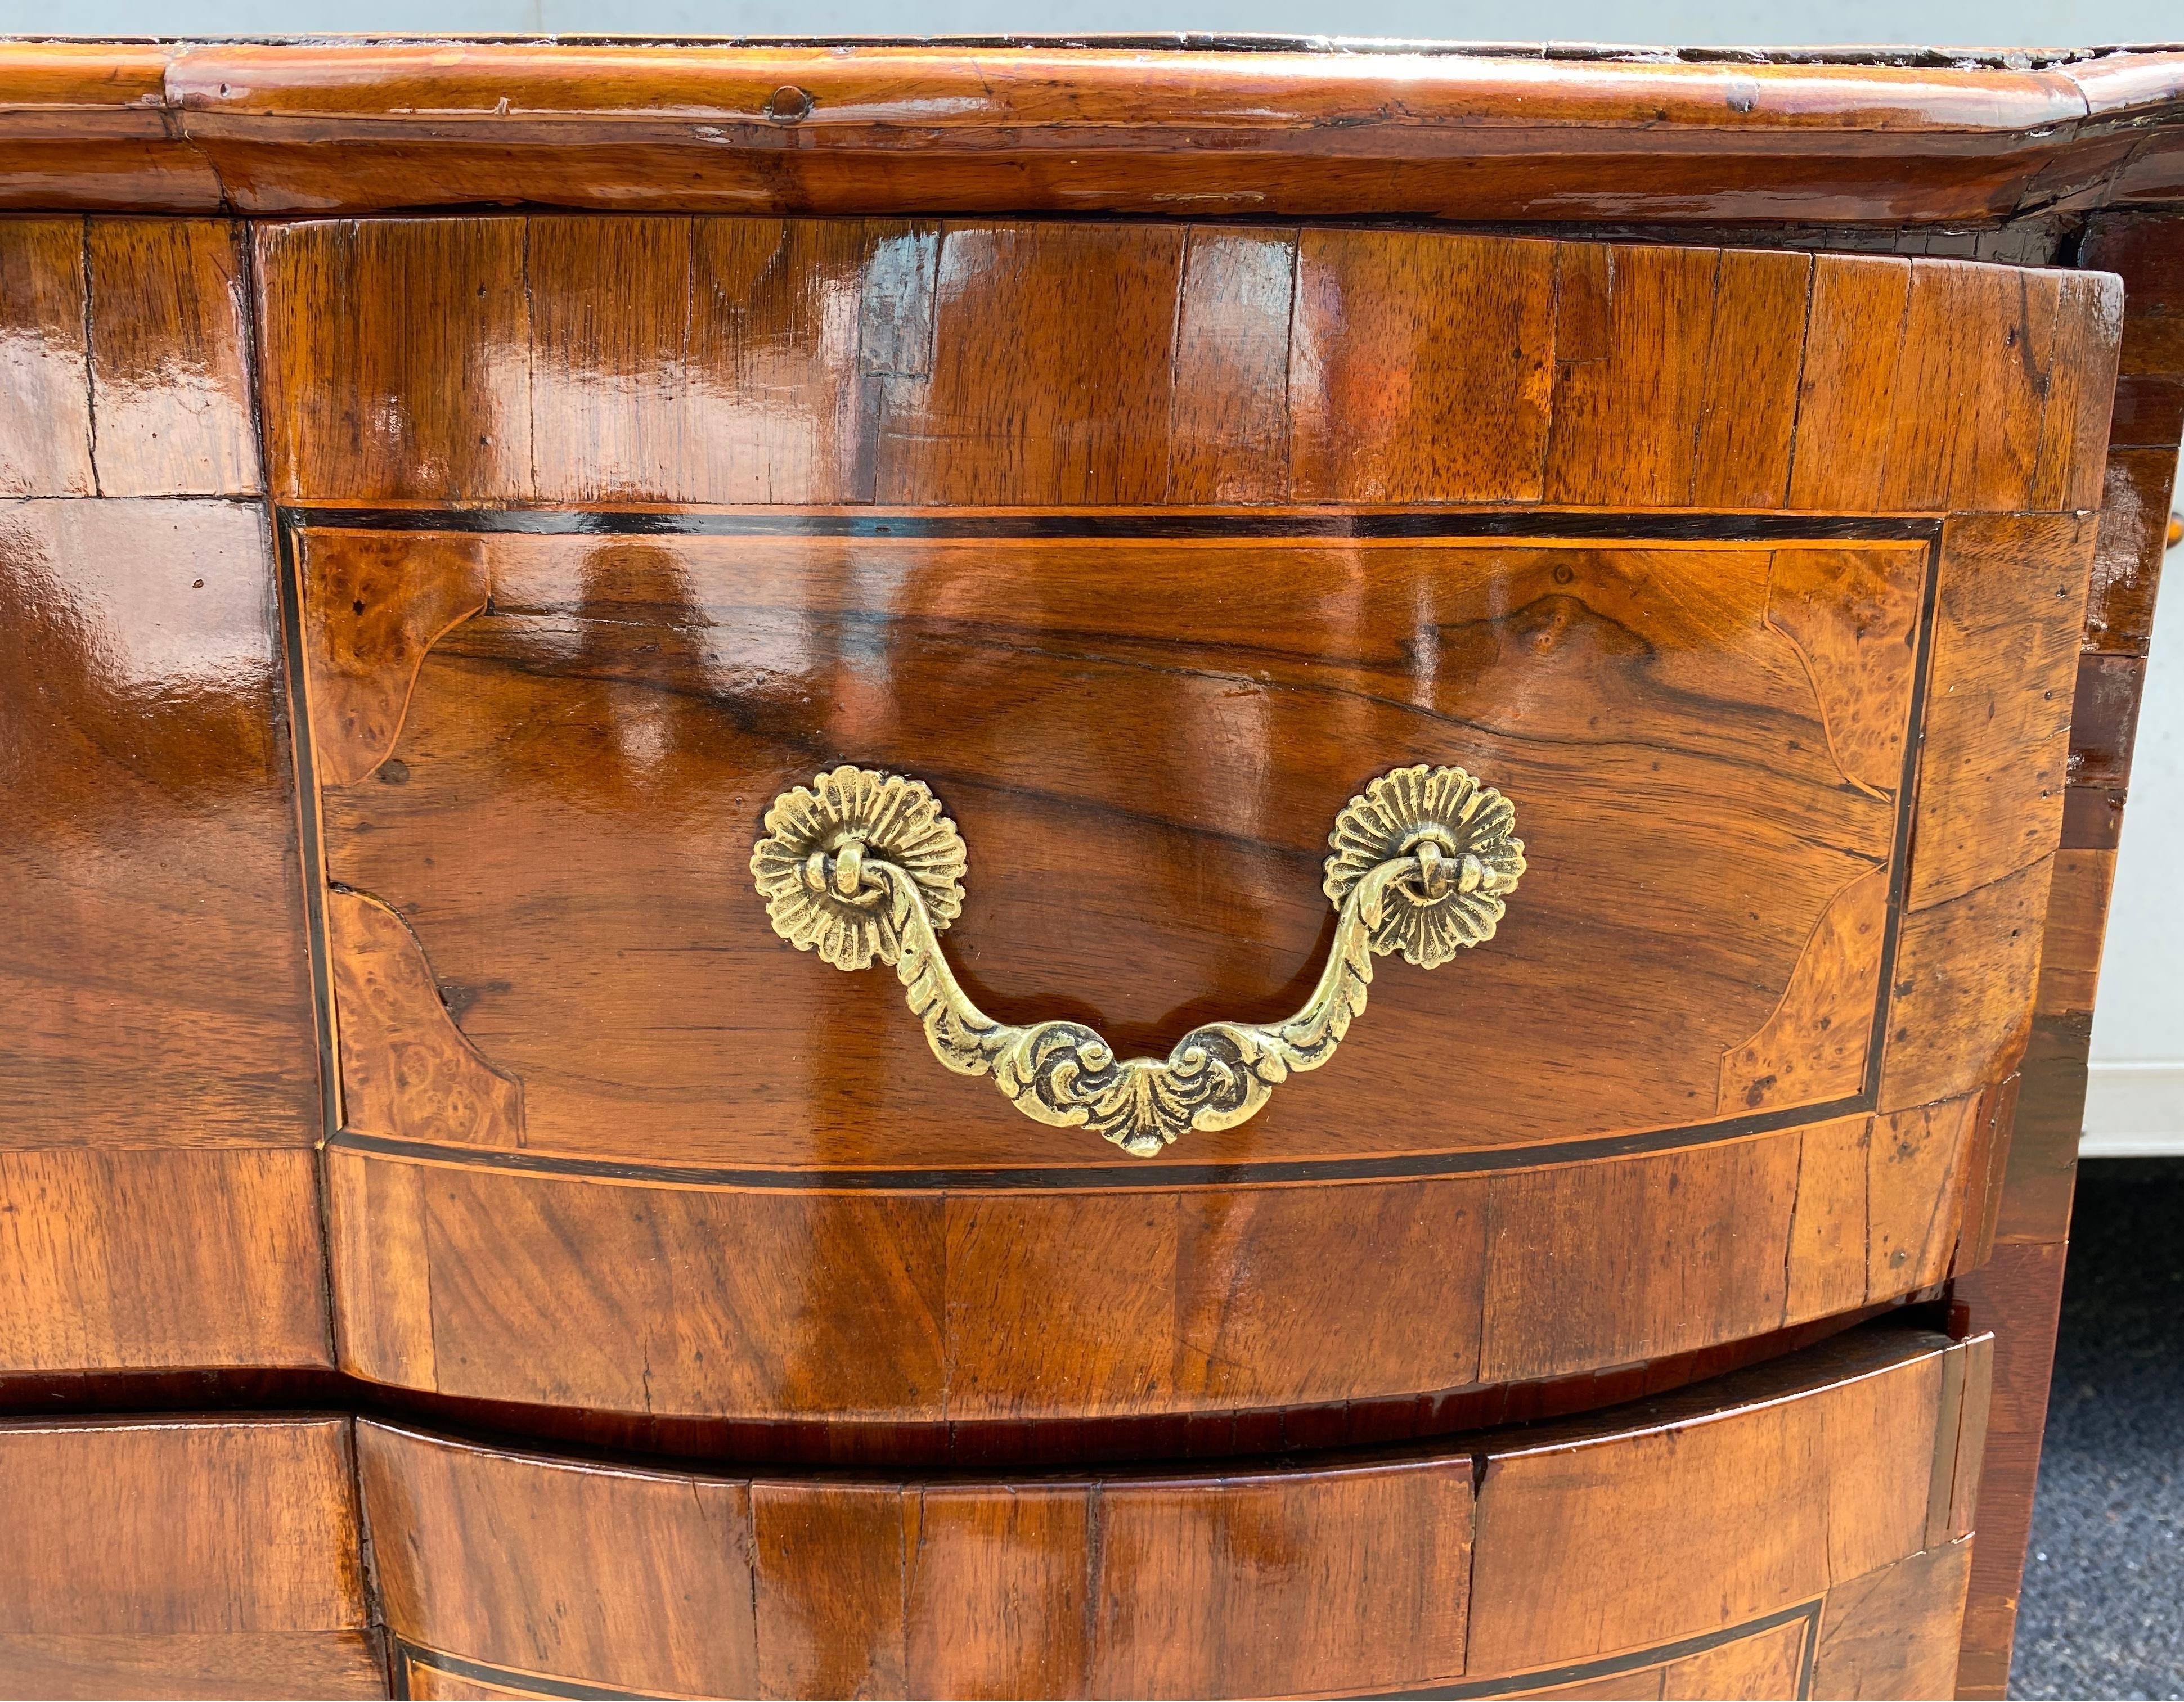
268, 218, 2114, 1429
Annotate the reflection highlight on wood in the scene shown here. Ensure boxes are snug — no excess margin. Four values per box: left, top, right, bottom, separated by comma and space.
0, 219, 93, 494
251, 218, 2122, 515
10, 42, 2184, 226
85, 220, 258, 496
0, 218, 261, 497
327, 1103, 1992, 1424
312, 528, 1905, 1172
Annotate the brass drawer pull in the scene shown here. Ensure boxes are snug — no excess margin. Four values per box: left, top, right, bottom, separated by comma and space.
751, 764, 1524, 1156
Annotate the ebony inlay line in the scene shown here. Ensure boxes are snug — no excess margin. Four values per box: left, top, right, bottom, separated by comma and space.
1385, 1599, 1825, 1700
272, 516, 343, 1146
394, 1642, 658, 1702
282, 504, 1944, 544
329, 1093, 1872, 1191
1866, 534, 1945, 1105
392, 1602, 1828, 1702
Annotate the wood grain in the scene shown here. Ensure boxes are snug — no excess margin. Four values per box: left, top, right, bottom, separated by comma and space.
327, 1116, 1976, 1424
1474, 1135, 1800, 1384
0, 1632, 384, 1701
1957, 217, 2184, 1694
1465, 1331, 1954, 1675
1764, 546, 1925, 796
1879, 512, 2098, 1114
359, 1424, 754, 1700
350, 1325, 1973, 1699
277, 226, 2102, 1424
0, 497, 326, 1372
0, 1416, 380, 1699
1813, 1541, 1974, 1701
0, 1148, 329, 1372
1, 499, 320, 1149
525, 215, 698, 504
1790, 260, 2119, 513
0, 218, 95, 494
1719, 867, 1889, 1115
1289, 228, 1556, 503
1879, 857, 2053, 1116
1482, 1614, 1811, 1700
298, 530, 490, 787
85, 219, 258, 496
8, 42, 2181, 225
684, 217, 934, 506
327, 889, 524, 1150
1867, 1096, 1981, 1297
255, 218, 531, 503
1167, 227, 1297, 505
1951, 1241, 2068, 1700
397, 1654, 560, 1700
875, 223, 1185, 506
253, 217, 2120, 515
0, 170, 2142, 1699
312, 529, 1909, 1173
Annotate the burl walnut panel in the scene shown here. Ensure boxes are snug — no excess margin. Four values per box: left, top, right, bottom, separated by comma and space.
264, 218, 2112, 1426
356, 1326, 1984, 1701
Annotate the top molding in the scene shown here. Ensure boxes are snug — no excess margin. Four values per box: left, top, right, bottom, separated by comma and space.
3, 38, 2183, 221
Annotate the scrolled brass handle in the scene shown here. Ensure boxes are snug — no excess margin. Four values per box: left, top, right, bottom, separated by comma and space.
750, 764, 1524, 1156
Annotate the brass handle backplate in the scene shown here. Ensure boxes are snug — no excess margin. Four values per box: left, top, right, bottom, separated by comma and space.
749, 764, 1525, 1157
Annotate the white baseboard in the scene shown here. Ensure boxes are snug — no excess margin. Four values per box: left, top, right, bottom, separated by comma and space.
2078, 1062, 2184, 1158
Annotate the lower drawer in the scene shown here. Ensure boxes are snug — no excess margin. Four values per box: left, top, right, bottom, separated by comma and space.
0, 1415, 383, 1700
361, 1326, 1987, 1701
0, 1326, 1988, 1701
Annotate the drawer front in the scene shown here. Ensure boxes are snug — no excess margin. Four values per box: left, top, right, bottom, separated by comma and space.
0, 1415, 383, 1700
259, 217, 2114, 1422
357, 1327, 1987, 1701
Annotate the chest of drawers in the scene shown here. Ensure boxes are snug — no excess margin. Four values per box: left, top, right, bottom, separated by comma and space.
4, 38, 2181, 1702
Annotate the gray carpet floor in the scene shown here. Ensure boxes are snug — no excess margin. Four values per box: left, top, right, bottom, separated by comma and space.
2010, 1158, 2184, 1700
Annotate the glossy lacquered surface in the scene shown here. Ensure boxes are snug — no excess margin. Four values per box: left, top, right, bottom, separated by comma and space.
0, 126, 2177, 1697
248, 216, 2114, 1436
1, 42, 2182, 220
0, 217, 327, 1375
355, 1327, 1985, 1701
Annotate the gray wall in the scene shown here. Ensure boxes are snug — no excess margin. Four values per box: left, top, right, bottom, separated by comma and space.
8, 2, 2183, 44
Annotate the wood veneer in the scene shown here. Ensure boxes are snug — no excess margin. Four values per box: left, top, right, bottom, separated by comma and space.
0, 1415, 383, 1700
354, 1326, 1983, 1701
0, 218, 327, 1376
3, 43, 2183, 222
245, 217, 2113, 1438
3, 38, 2179, 1699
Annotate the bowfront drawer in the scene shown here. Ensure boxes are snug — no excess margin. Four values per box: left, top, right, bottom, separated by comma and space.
257, 215, 2115, 1427
356, 1327, 1985, 1701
